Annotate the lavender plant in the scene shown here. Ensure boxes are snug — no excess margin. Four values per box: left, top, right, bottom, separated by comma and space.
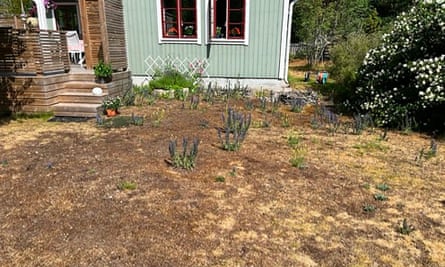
168, 137, 200, 170
218, 108, 251, 151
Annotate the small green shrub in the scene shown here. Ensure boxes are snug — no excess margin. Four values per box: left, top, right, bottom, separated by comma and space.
374, 193, 388, 201
363, 204, 376, 213
149, 66, 197, 92
97, 115, 144, 128
398, 218, 415, 235
151, 109, 165, 127
287, 133, 300, 148
290, 148, 306, 169
117, 181, 137, 191
376, 183, 390, 192
215, 176, 225, 182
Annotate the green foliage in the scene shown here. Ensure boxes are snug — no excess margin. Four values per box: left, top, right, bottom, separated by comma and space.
353, 2, 445, 132
93, 61, 113, 78
168, 137, 200, 170
123, 84, 156, 106
398, 218, 415, 235
215, 176, 225, 182
363, 204, 376, 213
117, 181, 137, 191
329, 32, 381, 102
287, 132, 301, 148
374, 193, 388, 201
292, 0, 374, 65
290, 147, 306, 169
151, 108, 165, 127
376, 183, 390, 191
149, 66, 197, 92
353, 139, 388, 153
280, 113, 291, 128
12, 111, 54, 121
0, 0, 33, 15
1, 159, 8, 167
101, 96, 121, 111
96, 114, 144, 128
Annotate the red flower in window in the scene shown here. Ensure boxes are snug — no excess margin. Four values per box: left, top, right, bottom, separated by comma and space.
231, 27, 241, 36
167, 26, 178, 35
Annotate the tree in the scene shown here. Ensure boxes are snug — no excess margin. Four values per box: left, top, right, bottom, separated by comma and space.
292, 0, 373, 65
0, 0, 33, 15
352, 1, 445, 131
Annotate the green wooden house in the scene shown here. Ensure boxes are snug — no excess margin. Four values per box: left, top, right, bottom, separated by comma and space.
122, 0, 297, 89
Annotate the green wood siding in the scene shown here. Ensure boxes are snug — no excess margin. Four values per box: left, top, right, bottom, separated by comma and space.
122, 0, 285, 79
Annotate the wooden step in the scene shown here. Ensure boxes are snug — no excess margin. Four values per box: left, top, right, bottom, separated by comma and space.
57, 92, 104, 104
53, 103, 100, 117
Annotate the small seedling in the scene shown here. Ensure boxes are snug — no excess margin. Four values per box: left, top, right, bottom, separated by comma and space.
398, 218, 415, 235
1, 160, 8, 167
290, 148, 306, 169
376, 183, 390, 192
117, 181, 137, 191
280, 113, 291, 128
151, 108, 165, 127
362, 183, 371, 190
287, 134, 300, 148
374, 193, 388, 201
215, 176, 225, 182
363, 204, 376, 213
229, 167, 237, 177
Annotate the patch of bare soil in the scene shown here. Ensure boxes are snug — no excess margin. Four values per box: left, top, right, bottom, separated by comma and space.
0, 98, 444, 266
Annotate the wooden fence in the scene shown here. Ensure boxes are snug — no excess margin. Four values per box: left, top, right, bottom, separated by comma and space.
0, 27, 70, 75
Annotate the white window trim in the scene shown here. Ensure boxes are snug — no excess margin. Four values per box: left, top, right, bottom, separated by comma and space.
156, 0, 202, 44
205, 0, 249, 46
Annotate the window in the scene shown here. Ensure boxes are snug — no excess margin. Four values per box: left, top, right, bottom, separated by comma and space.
160, 0, 198, 39
210, 0, 247, 41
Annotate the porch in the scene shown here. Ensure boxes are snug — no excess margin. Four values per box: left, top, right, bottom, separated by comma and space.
0, 0, 131, 117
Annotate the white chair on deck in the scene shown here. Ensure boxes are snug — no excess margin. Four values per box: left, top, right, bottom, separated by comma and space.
66, 31, 85, 67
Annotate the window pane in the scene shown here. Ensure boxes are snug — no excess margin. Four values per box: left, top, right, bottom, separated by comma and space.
181, 0, 195, 8
164, 0, 177, 8
229, 0, 243, 9
181, 10, 194, 23
229, 11, 242, 23
164, 9, 177, 22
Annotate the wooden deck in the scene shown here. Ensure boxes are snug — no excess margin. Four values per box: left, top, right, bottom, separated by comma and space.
0, 27, 132, 117
0, 68, 132, 117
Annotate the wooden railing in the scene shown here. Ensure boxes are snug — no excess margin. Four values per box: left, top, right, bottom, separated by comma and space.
0, 27, 70, 76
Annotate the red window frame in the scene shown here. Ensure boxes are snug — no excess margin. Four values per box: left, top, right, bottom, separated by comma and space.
212, 0, 245, 40
161, 0, 197, 39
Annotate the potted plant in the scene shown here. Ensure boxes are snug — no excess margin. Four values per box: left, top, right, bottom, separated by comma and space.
94, 60, 113, 83
101, 96, 121, 117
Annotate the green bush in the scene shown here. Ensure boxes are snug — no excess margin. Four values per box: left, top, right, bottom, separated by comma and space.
329, 32, 381, 90
149, 66, 197, 92
352, 2, 445, 132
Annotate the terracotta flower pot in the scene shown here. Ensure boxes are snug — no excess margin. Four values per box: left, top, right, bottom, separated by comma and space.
106, 109, 117, 117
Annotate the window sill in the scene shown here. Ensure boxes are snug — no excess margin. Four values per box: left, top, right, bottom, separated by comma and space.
208, 39, 248, 45
159, 38, 201, 44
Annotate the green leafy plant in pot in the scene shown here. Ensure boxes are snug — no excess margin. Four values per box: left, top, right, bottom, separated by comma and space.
101, 96, 121, 116
94, 60, 113, 83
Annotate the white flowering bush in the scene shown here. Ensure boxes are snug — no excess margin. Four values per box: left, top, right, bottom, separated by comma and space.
353, 1, 445, 131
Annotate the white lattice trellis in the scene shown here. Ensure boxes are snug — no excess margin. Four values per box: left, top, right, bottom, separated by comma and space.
144, 56, 210, 79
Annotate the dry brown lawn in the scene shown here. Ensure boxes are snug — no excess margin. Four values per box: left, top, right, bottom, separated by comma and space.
0, 92, 444, 266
